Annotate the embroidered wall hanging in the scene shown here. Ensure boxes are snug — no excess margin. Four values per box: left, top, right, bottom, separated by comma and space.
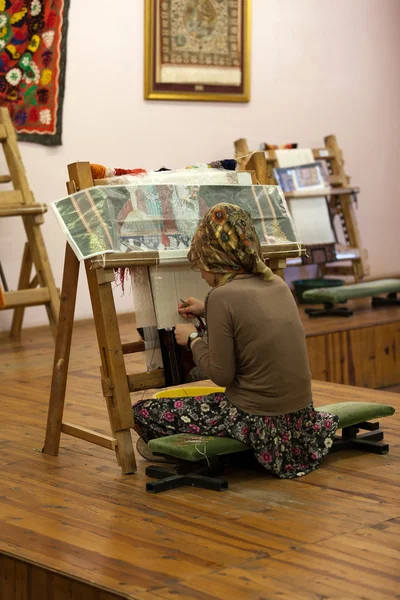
144, 0, 251, 102
0, 0, 70, 146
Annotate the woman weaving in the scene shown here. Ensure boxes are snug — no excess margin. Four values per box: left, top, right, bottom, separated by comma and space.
134, 203, 339, 478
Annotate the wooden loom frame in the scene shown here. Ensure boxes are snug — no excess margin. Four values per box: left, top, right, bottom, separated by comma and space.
234, 135, 369, 281
0, 107, 59, 337
43, 161, 305, 474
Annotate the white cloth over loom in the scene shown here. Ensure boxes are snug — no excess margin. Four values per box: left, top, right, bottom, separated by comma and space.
103, 168, 252, 187
275, 149, 335, 245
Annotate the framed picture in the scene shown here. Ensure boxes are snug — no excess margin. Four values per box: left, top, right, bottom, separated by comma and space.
144, 0, 251, 102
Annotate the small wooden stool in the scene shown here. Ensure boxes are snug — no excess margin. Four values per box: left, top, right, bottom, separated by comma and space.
144, 402, 395, 493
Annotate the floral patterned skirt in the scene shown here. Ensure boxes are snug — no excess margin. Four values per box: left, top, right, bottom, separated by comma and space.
133, 393, 339, 479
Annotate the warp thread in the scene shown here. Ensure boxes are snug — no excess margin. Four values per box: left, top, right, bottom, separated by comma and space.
114, 267, 130, 293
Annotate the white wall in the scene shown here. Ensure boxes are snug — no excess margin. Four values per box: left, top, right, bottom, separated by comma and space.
1, 0, 399, 330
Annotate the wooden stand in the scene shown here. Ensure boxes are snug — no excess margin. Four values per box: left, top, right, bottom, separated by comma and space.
0, 107, 59, 338
234, 136, 369, 281
43, 162, 304, 473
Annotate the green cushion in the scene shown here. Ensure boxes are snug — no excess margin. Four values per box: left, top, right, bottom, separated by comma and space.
148, 402, 395, 462
148, 434, 249, 462
303, 279, 400, 303
316, 402, 395, 429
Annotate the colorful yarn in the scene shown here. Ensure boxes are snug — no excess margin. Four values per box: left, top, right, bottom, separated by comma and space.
90, 163, 107, 179
89, 161, 236, 181
114, 267, 129, 293
209, 159, 237, 171
114, 168, 147, 177
260, 143, 298, 151
187, 159, 237, 171
90, 164, 147, 179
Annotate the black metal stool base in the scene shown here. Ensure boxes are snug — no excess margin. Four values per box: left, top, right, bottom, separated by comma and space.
305, 302, 353, 318
331, 420, 389, 455
146, 464, 228, 494
372, 292, 400, 308
145, 449, 255, 493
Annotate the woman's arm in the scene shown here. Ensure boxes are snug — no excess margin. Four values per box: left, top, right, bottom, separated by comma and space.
191, 293, 236, 387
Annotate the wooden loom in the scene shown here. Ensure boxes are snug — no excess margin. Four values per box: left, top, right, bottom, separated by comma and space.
43, 162, 305, 474
0, 107, 59, 337
234, 135, 368, 282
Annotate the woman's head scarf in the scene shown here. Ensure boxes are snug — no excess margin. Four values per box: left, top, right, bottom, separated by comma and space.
187, 203, 273, 283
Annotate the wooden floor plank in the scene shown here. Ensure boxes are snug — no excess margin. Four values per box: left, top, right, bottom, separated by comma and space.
145, 520, 400, 600
0, 317, 399, 599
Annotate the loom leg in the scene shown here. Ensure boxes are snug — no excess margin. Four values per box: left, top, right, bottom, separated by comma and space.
22, 213, 60, 340
0, 260, 8, 291
43, 243, 80, 456
86, 264, 137, 474
10, 242, 33, 338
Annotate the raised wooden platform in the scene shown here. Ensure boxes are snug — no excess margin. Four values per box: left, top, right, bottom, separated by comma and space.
1, 319, 400, 599
301, 298, 400, 389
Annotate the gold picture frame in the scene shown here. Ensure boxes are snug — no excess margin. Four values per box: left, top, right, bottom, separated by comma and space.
144, 0, 251, 103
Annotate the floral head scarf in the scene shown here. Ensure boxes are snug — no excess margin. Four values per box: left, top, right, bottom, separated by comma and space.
187, 203, 273, 282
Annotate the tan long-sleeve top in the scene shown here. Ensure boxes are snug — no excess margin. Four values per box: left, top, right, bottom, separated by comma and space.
191, 275, 312, 416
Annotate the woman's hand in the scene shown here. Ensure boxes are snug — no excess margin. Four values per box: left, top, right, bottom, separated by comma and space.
174, 323, 197, 346
178, 297, 205, 320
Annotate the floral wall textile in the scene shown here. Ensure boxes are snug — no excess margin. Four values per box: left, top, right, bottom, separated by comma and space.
0, 0, 70, 145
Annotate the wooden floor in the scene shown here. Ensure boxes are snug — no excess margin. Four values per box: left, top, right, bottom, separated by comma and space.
1, 317, 400, 599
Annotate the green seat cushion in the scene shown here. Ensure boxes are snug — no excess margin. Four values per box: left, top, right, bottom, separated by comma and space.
148, 434, 250, 462
303, 279, 400, 303
148, 403, 395, 462
316, 402, 395, 429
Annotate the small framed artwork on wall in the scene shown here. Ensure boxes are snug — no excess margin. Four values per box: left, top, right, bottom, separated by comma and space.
144, 0, 251, 103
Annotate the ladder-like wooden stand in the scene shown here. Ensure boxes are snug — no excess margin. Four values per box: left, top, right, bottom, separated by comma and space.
43, 161, 304, 473
234, 136, 369, 281
0, 107, 59, 337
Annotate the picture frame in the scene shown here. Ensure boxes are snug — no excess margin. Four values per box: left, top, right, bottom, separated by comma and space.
144, 0, 251, 103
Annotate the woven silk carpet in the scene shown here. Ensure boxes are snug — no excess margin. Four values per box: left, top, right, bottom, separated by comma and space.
0, 0, 70, 145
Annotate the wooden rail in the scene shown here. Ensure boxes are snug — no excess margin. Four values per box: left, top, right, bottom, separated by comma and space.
1, 288, 51, 309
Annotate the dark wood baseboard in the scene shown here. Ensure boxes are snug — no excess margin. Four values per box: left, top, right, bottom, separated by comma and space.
0, 552, 126, 600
